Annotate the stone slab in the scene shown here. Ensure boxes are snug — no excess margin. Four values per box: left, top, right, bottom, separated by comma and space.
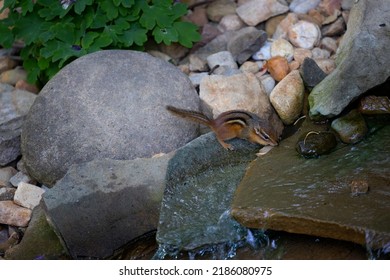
232, 122, 390, 249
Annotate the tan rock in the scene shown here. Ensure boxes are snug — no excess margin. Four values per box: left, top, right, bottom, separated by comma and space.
239, 61, 260, 74
0, 67, 27, 86
314, 58, 336, 74
272, 13, 299, 40
206, 0, 236, 22
236, 0, 289, 26
270, 38, 294, 62
269, 70, 305, 124
293, 48, 313, 65
265, 14, 286, 37
0, 201, 32, 227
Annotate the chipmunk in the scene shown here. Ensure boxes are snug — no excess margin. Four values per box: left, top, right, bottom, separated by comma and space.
166, 105, 278, 150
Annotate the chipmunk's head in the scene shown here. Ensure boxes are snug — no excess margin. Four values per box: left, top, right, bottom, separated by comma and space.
251, 125, 279, 147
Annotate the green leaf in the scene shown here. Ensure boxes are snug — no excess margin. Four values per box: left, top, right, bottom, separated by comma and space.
38, 1, 68, 20
52, 22, 76, 44
90, 9, 108, 29
0, 24, 14, 48
170, 3, 189, 21
14, 13, 45, 45
140, 5, 173, 29
74, 0, 93, 15
152, 26, 178, 45
1, 0, 16, 11
24, 58, 41, 84
21, 0, 34, 16
37, 57, 50, 70
120, 23, 147, 47
121, 0, 135, 8
100, 0, 118, 20
88, 32, 113, 52
82, 32, 100, 49
113, 0, 121, 6
174, 21, 201, 48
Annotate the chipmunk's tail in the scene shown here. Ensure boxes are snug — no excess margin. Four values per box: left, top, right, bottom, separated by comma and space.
166, 105, 211, 127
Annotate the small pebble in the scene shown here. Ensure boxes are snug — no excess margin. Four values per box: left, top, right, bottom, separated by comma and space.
288, 20, 321, 49
331, 109, 368, 144
0, 67, 28, 86
293, 48, 313, 65
350, 180, 369, 196
320, 37, 338, 54
257, 74, 276, 96
218, 14, 245, 32
14, 182, 45, 210
290, 0, 321, 14
9, 171, 35, 188
207, 51, 238, 70
239, 61, 260, 73
266, 56, 290, 82
270, 38, 294, 62
252, 41, 272, 61
0, 200, 32, 227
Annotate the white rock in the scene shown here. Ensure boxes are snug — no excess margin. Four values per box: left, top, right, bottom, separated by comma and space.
289, 0, 321, 14
14, 182, 45, 210
270, 38, 294, 62
288, 20, 321, 49
270, 70, 305, 125
236, 0, 289, 26
218, 14, 245, 32
189, 72, 209, 87
252, 41, 272, 60
206, 51, 238, 70
257, 74, 276, 96
0, 200, 32, 227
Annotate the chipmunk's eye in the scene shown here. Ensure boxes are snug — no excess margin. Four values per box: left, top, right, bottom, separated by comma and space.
260, 129, 270, 140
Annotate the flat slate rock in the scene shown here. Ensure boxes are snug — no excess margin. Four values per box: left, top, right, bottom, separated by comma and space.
231, 122, 390, 250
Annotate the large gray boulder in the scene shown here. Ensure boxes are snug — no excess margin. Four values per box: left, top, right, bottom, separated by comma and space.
21, 50, 199, 186
42, 155, 171, 259
309, 0, 390, 119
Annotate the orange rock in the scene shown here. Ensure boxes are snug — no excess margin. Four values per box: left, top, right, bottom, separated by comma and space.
265, 56, 290, 81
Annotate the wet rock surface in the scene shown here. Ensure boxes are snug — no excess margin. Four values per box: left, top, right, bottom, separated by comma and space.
156, 133, 260, 253
231, 122, 390, 249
